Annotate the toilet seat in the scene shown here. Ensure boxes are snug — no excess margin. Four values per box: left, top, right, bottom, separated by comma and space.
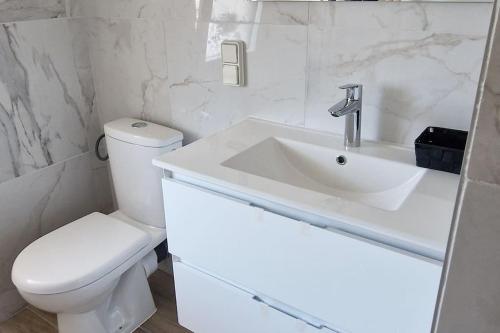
12, 212, 151, 295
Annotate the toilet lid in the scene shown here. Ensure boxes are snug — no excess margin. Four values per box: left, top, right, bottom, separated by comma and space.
12, 212, 151, 295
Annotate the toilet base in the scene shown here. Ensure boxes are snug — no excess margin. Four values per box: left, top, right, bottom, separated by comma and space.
58, 261, 156, 333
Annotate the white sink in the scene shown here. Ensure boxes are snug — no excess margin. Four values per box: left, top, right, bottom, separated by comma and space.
153, 119, 460, 260
222, 137, 425, 211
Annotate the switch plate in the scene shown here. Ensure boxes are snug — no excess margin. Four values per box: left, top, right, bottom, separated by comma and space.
221, 44, 238, 64
223, 65, 239, 86
221, 40, 246, 87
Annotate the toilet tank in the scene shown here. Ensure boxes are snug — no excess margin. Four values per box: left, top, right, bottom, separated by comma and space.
104, 118, 183, 228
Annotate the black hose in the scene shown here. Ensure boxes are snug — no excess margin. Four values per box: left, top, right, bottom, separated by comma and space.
95, 134, 109, 161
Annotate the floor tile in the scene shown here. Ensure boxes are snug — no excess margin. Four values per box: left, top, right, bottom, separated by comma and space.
141, 321, 190, 333
140, 270, 190, 332
26, 306, 57, 327
140, 295, 190, 333
0, 309, 57, 333
149, 269, 176, 301
0, 270, 190, 333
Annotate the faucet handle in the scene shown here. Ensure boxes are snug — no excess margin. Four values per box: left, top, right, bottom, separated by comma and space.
339, 84, 363, 100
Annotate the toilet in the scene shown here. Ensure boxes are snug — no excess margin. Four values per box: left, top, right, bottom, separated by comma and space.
11, 118, 183, 333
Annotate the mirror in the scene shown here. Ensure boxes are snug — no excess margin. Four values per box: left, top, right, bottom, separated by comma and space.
252, 0, 491, 2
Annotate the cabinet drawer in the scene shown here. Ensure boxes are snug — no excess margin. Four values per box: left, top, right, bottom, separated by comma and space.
163, 179, 442, 333
174, 261, 336, 333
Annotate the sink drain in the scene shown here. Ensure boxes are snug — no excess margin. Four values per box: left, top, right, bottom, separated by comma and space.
336, 155, 347, 165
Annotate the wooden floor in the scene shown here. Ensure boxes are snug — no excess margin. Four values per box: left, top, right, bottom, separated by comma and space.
0, 270, 191, 333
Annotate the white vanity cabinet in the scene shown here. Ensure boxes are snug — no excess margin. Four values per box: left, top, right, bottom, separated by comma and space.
174, 261, 336, 333
163, 178, 443, 333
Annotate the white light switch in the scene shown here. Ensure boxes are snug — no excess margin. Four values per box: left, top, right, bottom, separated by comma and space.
221, 40, 245, 87
221, 44, 238, 64
223, 65, 239, 86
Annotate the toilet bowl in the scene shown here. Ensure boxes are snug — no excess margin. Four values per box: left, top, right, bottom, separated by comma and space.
11, 119, 183, 333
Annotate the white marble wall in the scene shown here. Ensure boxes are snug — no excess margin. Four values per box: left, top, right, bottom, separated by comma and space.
0, 5, 113, 321
0, 0, 65, 23
0, 0, 494, 323
83, 1, 311, 142
306, 3, 490, 144
70, 0, 492, 146
0, 19, 93, 183
434, 2, 500, 332
0, 152, 107, 319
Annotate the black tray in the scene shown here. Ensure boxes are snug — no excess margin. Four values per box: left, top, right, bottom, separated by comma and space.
415, 127, 468, 174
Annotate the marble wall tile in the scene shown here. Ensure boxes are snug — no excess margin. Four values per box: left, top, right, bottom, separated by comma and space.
305, 3, 491, 146
91, 164, 116, 214
468, 88, 500, 184
0, 18, 94, 184
468, 10, 500, 186
195, 0, 308, 25
0, 6, 113, 322
309, 2, 491, 34
38, 155, 101, 235
79, 1, 492, 147
433, 4, 500, 331
435, 181, 500, 333
88, 18, 172, 127
0, 152, 100, 320
65, 0, 95, 18
0, 289, 25, 322
164, 21, 307, 143
67, 0, 308, 26
0, 0, 65, 23
67, 18, 100, 147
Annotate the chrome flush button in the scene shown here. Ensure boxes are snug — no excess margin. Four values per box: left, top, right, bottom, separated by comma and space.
132, 122, 148, 128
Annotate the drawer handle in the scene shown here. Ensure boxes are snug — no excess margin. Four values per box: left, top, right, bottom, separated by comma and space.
252, 296, 301, 321
252, 296, 336, 332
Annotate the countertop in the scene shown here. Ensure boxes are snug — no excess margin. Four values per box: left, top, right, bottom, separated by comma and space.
153, 119, 460, 261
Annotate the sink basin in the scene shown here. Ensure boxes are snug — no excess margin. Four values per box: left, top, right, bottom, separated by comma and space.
154, 119, 460, 260
222, 137, 425, 211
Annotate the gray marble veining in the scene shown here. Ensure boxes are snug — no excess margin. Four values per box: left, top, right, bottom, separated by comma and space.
309, 2, 491, 34
164, 20, 307, 143
67, 0, 308, 25
0, 0, 65, 23
0, 19, 94, 184
70, 0, 493, 148
88, 18, 171, 127
0, 152, 101, 321
0, 24, 53, 181
0, 0, 496, 326
0, 1, 113, 323
305, 3, 491, 145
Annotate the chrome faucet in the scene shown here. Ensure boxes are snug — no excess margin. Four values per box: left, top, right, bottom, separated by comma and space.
328, 84, 363, 148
